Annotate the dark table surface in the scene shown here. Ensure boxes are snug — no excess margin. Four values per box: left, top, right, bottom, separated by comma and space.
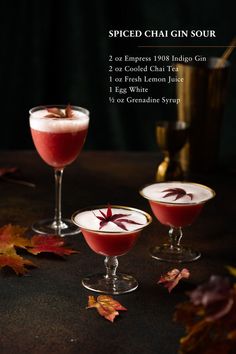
0, 150, 235, 354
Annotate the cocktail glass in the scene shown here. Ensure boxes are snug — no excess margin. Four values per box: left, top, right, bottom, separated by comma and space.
29, 105, 89, 236
140, 182, 215, 262
72, 205, 152, 294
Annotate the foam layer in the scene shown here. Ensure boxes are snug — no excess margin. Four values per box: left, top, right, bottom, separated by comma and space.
74, 207, 148, 232
141, 182, 214, 204
30, 108, 89, 133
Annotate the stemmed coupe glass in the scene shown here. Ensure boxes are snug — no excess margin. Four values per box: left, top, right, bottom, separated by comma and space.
140, 182, 215, 262
29, 104, 89, 236
72, 205, 152, 294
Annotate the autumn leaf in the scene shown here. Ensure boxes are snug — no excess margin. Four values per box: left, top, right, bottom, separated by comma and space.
87, 295, 127, 322
93, 204, 143, 231
162, 188, 193, 201
0, 225, 30, 252
45, 104, 74, 118
158, 268, 190, 293
188, 275, 234, 321
174, 275, 236, 354
27, 235, 79, 256
0, 224, 79, 275
0, 248, 35, 275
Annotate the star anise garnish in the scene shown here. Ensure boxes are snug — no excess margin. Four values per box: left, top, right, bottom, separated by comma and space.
93, 205, 143, 231
44, 104, 73, 118
162, 188, 193, 201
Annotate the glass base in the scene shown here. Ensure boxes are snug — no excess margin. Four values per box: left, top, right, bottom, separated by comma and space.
150, 244, 201, 263
32, 218, 81, 237
82, 273, 138, 295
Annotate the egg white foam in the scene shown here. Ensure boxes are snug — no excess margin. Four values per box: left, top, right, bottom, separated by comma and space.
74, 207, 148, 232
30, 108, 89, 133
141, 182, 214, 204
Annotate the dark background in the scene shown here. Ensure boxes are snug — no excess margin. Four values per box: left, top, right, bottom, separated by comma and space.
0, 0, 235, 162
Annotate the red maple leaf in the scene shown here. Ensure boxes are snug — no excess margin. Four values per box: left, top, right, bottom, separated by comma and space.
93, 205, 143, 231
162, 188, 193, 201
27, 235, 79, 256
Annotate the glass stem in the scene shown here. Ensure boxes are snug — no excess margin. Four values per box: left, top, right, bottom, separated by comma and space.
54, 168, 64, 228
168, 227, 183, 250
104, 256, 118, 282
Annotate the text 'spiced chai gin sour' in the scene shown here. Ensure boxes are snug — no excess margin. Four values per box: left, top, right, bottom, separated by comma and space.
29, 105, 89, 236
140, 182, 215, 263
72, 205, 152, 294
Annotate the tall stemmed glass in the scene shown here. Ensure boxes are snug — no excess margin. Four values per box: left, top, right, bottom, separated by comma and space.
29, 105, 89, 236
140, 182, 215, 262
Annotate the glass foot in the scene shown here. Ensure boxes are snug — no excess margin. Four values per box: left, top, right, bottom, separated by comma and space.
32, 218, 81, 237
82, 273, 138, 294
150, 244, 201, 263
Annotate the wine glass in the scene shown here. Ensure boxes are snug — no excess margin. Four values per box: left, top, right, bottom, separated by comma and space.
72, 205, 152, 294
29, 104, 89, 236
140, 182, 215, 262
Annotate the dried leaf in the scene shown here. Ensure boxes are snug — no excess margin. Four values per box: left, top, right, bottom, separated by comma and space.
65, 104, 73, 118
0, 224, 30, 252
93, 205, 143, 231
45, 107, 65, 117
174, 275, 236, 354
0, 248, 35, 275
162, 188, 193, 201
45, 104, 73, 118
87, 295, 127, 322
27, 235, 79, 256
188, 275, 234, 321
158, 268, 190, 293
0, 224, 79, 275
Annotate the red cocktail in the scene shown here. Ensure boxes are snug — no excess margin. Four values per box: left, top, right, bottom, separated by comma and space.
81, 228, 140, 257
149, 202, 203, 228
72, 205, 152, 294
140, 182, 215, 262
30, 105, 89, 236
30, 129, 87, 168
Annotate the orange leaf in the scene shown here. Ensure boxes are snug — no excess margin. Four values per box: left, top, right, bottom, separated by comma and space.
87, 295, 127, 322
27, 235, 79, 256
0, 224, 29, 252
0, 248, 35, 275
158, 268, 190, 293
0, 224, 79, 276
